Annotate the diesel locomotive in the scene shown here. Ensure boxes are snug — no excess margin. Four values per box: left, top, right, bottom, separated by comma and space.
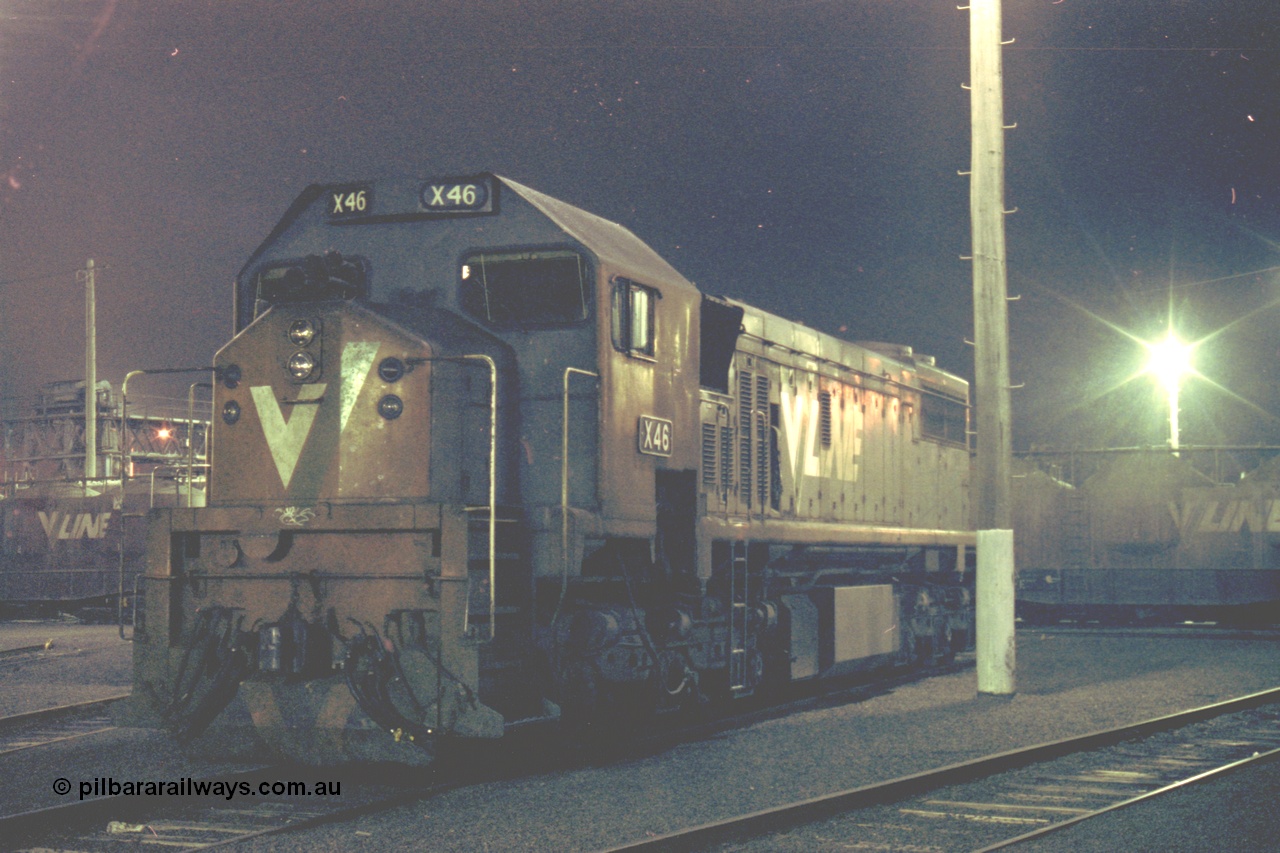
130, 174, 975, 765
1014, 449, 1280, 625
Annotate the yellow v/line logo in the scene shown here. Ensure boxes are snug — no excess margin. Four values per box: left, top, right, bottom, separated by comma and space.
251, 383, 326, 489
249, 341, 382, 489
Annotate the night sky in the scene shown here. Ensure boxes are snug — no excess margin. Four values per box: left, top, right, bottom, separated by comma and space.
2, 1, 1277, 453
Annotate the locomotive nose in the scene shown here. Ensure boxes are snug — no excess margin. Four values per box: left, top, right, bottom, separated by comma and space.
210, 302, 436, 504
136, 297, 513, 765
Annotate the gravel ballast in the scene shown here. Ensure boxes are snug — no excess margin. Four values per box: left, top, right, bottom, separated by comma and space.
4, 624, 1279, 851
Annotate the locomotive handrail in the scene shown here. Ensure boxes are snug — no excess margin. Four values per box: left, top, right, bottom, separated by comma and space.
557, 366, 599, 628
187, 382, 212, 508
118, 365, 214, 640
457, 354, 498, 641
148, 464, 206, 506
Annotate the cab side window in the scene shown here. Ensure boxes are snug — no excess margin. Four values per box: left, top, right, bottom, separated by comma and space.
612, 278, 658, 358
921, 393, 968, 446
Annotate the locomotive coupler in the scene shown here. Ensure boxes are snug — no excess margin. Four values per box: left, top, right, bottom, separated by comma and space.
254, 603, 333, 680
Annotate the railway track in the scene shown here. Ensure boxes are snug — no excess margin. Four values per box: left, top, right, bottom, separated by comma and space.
0, 660, 973, 851
0, 694, 127, 756
0, 695, 442, 851
1017, 623, 1280, 641
0, 765, 445, 852
0, 640, 87, 670
600, 686, 1280, 853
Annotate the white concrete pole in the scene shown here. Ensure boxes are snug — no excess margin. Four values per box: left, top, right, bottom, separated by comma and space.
83, 259, 97, 483
969, 0, 1012, 532
977, 528, 1016, 695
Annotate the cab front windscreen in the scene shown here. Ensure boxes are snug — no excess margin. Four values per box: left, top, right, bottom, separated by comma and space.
459, 249, 591, 329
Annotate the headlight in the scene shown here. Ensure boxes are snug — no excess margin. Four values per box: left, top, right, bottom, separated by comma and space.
287, 351, 316, 380
222, 400, 241, 425
287, 319, 317, 346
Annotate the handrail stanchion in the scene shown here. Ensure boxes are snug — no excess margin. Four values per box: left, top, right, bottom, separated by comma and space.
458, 355, 497, 641
116, 366, 214, 641
554, 367, 599, 630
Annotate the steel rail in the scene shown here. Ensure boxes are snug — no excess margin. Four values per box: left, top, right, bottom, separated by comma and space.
976, 745, 1280, 852
597, 685, 1280, 853
188, 783, 441, 851
1018, 624, 1280, 641
0, 694, 128, 758
0, 693, 128, 733
0, 765, 452, 852
0, 643, 54, 659
0, 765, 272, 847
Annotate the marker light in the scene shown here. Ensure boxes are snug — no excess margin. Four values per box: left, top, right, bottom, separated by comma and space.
220, 363, 241, 389
378, 357, 405, 383
222, 401, 241, 425
378, 394, 404, 420
287, 351, 316, 380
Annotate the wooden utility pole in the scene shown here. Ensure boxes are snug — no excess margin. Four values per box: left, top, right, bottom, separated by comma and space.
968, 0, 1016, 695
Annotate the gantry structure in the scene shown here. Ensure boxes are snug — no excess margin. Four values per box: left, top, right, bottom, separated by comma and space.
0, 381, 210, 488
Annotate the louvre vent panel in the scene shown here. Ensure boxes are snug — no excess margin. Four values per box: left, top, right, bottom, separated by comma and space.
701, 422, 718, 486
819, 390, 833, 447
719, 426, 732, 495
737, 370, 754, 506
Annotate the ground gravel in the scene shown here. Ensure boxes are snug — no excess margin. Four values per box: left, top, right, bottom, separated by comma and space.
4, 625, 1279, 852
230, 633, 1280, 853
0, 619, 132, 717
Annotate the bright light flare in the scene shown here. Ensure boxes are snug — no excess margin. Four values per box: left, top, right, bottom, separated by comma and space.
1143, 330, 1196, 394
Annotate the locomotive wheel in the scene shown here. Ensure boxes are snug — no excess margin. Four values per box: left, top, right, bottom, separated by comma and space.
658, 651, 690, 697
936, 624, 956, 663
901, 627, 922, 667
